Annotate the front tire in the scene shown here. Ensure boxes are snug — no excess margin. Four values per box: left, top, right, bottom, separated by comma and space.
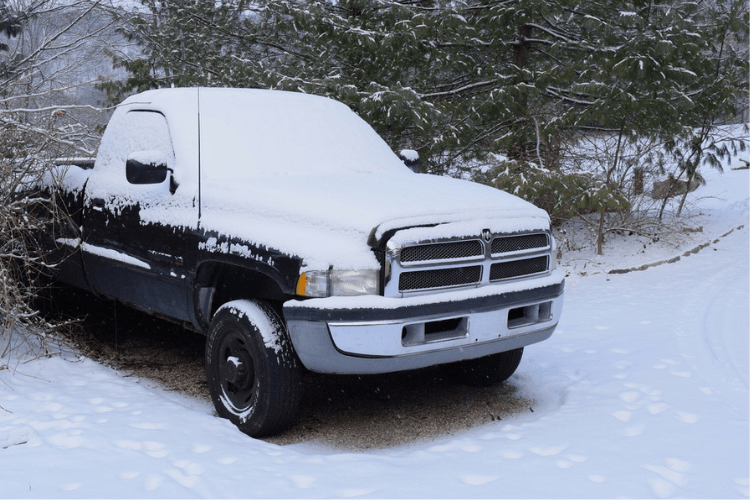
442, 348, 524, 387
205, 300, 301, 437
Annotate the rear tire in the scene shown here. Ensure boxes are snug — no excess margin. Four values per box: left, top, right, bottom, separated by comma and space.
442, 348, 524, 387
205, 300, 301, 437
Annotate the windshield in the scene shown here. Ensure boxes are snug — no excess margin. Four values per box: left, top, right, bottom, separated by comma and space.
198, 89, 408, 180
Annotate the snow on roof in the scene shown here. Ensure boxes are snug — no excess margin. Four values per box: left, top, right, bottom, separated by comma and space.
198, 88, 408, 179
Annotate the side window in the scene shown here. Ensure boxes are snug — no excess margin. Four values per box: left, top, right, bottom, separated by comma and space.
124, 111, 175, 168
89, 110, 180, 200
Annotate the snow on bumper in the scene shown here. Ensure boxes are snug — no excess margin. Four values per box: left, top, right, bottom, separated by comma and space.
283, 269, 565, 374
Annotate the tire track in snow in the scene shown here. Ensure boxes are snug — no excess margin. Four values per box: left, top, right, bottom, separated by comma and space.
670, 225, 749, 418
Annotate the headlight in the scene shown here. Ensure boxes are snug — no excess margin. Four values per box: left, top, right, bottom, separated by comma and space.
296, 269, 380, 297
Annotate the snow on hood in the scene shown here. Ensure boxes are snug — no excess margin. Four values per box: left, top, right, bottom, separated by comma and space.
197, 171, 550, 271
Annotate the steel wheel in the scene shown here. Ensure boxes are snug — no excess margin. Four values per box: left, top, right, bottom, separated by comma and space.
205, 300, 301, 437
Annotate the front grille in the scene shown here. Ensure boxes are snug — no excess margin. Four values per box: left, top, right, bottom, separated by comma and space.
387, 231, 552, 296
490, 256, 548, 281
400, 240, 482, 263
399, 266, 482, 292
492, 233, 549, 254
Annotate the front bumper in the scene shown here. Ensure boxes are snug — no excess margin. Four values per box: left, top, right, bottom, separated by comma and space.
283, 270, 565, 374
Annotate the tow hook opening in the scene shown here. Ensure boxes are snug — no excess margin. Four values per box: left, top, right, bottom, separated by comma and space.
508, 301, 553, 329
402, 317, 468, 346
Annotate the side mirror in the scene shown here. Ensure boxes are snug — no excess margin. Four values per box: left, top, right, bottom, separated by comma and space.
126, 151, 170, 185
398, 149, 420, 173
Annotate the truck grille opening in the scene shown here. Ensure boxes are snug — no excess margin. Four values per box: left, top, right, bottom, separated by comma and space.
492, 233, 549, 254
490, 256, 548, 281
386, 231, 553, 297
399, 266, 482, 292
400, 240, 483, 263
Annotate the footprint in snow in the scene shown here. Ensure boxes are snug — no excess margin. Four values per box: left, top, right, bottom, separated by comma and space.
624, 424, 645, 436
289, 475, 316, 489
173, 459, 205, 476
29, 392, 55, 402
644, 459, 692, 498
530, 445, 567, 456
48, 431, 88, 449
648, 403, 670, 415
612, 410, 632, 422
619, 391, 641, 404
461, 474, 498, 485
166, 467, 201, 488
676, 411, 700, 424
0, 426, 35, 449
144, 474, 164, 491
130, 422, 167, 430
337, 488, 376, 497
192, 443, 211, 453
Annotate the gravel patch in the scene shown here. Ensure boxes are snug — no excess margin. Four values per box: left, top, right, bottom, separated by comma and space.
51, 287, 533, 451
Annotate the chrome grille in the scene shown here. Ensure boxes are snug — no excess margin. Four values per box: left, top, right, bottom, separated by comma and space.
387, 230, 552, 296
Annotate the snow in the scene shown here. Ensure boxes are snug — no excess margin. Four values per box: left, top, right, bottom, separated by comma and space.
127, 150, 169, 166
198, 89, 407, 179
56, 239, 152, 269
217, 300, 284, 354
197, 172, 549, 271
81, 243, 152, 270
2, 146, 748, 498
399, 149, 419, 162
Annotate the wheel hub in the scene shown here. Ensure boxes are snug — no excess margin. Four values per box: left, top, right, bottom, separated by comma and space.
225, 355, 246, 385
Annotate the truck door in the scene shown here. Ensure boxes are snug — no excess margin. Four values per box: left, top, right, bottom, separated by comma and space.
81, 110, 193, 322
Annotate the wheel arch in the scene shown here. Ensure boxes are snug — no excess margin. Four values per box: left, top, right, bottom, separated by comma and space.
193, 260, 296, 333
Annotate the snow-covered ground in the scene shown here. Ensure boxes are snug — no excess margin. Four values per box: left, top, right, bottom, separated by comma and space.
1, 156, 748, 498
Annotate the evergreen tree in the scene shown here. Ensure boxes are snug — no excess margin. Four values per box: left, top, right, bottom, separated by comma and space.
104, 0, 748, 242
1, 0, 20, 79
0, 0, 20, 41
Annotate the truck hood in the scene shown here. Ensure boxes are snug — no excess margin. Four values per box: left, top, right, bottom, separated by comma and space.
197, 172, 550, 271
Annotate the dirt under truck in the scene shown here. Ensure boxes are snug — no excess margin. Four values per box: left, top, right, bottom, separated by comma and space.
39, 88, 565, 437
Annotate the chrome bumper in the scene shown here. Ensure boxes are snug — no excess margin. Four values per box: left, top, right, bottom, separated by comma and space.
283, 273, 564, 374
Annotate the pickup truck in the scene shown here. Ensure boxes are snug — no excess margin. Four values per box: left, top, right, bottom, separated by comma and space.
40, 87, 565, 437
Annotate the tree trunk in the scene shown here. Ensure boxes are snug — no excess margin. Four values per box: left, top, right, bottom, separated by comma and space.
508, 24, 533, 163
633, 167, 644, 195
597, 125, 625, 255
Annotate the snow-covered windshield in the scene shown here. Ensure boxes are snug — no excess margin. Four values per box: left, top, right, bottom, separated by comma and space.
198, 88, 409, 180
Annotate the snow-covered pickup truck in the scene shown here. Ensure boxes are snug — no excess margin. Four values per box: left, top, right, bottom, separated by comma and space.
41, 88, 565, 437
